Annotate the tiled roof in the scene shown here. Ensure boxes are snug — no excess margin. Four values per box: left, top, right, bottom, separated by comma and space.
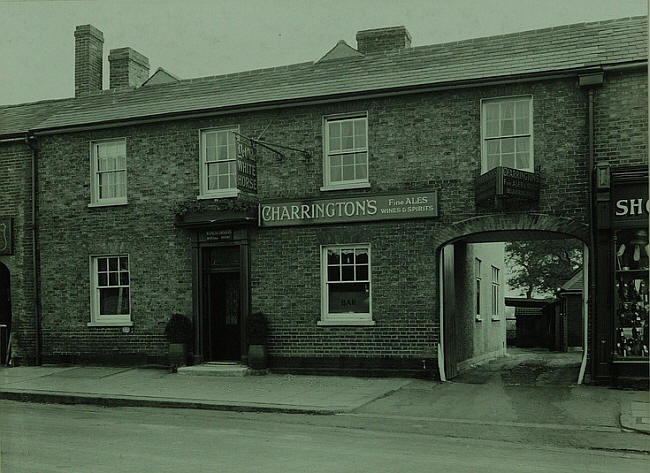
0, 98, 69, 137
560, 269, 583, 292
12, 16, 650, 133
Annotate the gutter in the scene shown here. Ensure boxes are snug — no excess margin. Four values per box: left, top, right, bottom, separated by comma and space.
32, 63, 647, 136
24, 135, 42, 365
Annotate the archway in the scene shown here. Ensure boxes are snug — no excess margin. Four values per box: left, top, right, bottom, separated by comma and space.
434, 213, 590, 384
0, 262, 11, 364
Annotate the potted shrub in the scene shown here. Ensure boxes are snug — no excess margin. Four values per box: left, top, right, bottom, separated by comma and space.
247, 312, 268, 370
164, 313, 193, 370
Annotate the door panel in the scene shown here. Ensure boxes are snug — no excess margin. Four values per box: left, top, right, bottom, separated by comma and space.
204, 272, 241, 361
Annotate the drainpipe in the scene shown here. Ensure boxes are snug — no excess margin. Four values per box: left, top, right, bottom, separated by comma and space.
579, 72, 603, 383
25, 135, 41, 365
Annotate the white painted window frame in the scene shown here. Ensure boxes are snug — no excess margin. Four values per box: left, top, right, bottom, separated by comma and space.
321, 112, 370, 191
318, 243, 374, 326
89, 138, 128, 207
198, 126, 240, 199
475, 258, 482, 321
491, 265, 501, 321
480, 95, 534, 174
88, 254, 133, 327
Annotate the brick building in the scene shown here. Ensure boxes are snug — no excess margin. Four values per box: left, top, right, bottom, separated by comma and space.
0, 17, 647, 383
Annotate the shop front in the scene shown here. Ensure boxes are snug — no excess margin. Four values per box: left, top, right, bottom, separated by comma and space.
595, 165, 649, 382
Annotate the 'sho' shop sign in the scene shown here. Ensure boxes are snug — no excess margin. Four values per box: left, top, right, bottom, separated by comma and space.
0, 217, 12, 255
236, 138, 257, 193
259, 191, 438, 227
613, 182, 649, 221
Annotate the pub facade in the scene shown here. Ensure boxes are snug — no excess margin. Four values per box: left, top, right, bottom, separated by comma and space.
0, 17, 647, 383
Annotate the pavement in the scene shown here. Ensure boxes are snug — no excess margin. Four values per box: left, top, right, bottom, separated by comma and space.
0, 348, 648, 435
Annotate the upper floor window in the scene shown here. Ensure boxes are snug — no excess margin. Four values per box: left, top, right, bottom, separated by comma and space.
90, 139, 127, 206
200, 128, 238, 198
322, 114, 368, 190
481, 97, 533, 173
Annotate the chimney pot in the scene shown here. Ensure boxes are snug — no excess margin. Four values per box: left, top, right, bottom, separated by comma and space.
74, 25, 104, 97
108, 47, 150, 89
356, 26, 411, 55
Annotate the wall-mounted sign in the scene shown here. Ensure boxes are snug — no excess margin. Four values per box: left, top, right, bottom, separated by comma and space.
203, 229, 233, 241
0, 217, 12, 255
259, 191, 438, 227
236, 139, 257, 193
612, 181, 649, 222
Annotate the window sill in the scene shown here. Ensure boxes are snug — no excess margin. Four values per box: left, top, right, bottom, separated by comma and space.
197, 189, 240, 200
491, 316, 501, 322
317, 319, 375, 327
320, 182, 371, 192
475, 316, 482, 322
87, 321, 133, 327
88, 200, 128, 208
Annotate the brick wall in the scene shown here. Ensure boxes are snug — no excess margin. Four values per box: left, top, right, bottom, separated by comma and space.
0, 141, 36, 364
33, 72, 644, 372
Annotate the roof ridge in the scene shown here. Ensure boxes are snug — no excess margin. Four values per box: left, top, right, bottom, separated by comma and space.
0, 96, 71, 110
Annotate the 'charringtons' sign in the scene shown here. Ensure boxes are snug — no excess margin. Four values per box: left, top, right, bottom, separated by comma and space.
259, 191, 438, 227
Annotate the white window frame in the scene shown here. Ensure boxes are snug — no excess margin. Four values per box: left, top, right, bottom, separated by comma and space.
480, 96, 533, 174
318, 243, 374, 326
491, 265, 501, 321
475, 258, 482, 321
198, 126, 240, 199
321, 112, 370, 191
88, 255, 133, 327
89, 138, 128, 207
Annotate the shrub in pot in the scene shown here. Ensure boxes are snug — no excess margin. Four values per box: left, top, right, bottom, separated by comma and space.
247, 312, 268, 370
164, 313, 193, 369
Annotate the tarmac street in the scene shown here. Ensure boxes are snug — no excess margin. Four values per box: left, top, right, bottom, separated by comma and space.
0, 347, 648, 472
0, 401, 647, 473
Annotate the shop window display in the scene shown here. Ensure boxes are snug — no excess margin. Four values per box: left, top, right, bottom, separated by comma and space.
614, 229, 649, 359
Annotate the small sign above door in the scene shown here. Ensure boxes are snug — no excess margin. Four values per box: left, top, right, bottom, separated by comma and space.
203, 229, 233, 242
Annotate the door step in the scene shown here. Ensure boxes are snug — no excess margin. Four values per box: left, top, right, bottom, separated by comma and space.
176, 362, 249, 377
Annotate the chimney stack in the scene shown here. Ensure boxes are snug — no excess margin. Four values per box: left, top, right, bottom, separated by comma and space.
108, 47, 150, 89
74, 25, 104, 97
356, 26, 411, 55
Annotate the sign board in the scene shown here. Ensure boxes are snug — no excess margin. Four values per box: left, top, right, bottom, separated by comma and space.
501, 167, 540, 200
203, 229, 233, 242
612, 181, 649, 222
0, 217, 12, 255
259, 191, 438, 227
236, 138, 257, 193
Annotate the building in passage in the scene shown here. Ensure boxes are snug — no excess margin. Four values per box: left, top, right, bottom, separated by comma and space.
0, 17, 647, 384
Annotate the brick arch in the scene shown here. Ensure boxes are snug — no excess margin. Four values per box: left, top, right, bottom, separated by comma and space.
432, 213, 589, 251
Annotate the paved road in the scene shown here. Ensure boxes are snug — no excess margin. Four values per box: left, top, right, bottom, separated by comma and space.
1, 401, 646, 473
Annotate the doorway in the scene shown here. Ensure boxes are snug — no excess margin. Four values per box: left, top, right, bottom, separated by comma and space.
0, 263, 10, 363
203, 272, 241, 361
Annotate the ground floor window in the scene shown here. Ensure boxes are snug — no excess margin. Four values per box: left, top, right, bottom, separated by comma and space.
491, 266, 500, 318
320, 244, 372, 325
614, 229, 649, 358
90, 255, 131, 326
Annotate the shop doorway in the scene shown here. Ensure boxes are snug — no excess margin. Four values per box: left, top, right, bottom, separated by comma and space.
437, 228, 588, 384
203, 271, 241, 361
0, 263, 11, 363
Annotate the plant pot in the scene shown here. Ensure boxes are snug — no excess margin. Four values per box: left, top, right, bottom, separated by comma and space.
248, 344, 267, 370
168, 342, 189, 367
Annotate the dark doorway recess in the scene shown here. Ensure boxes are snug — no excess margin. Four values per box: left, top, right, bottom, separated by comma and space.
0, 263, 11, 363
203, 272, 241, 361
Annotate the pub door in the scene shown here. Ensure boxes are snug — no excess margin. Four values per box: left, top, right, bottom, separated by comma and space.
204, 272, 241, 361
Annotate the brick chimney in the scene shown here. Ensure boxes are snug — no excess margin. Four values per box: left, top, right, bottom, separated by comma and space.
74, 25, 104, 97
356, 26, 411, 55
108, 47, 150, 89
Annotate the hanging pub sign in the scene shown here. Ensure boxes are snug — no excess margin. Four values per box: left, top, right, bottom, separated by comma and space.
0, 217, 12, 255
259, 191, 438, 227
236, 137, 257, 194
